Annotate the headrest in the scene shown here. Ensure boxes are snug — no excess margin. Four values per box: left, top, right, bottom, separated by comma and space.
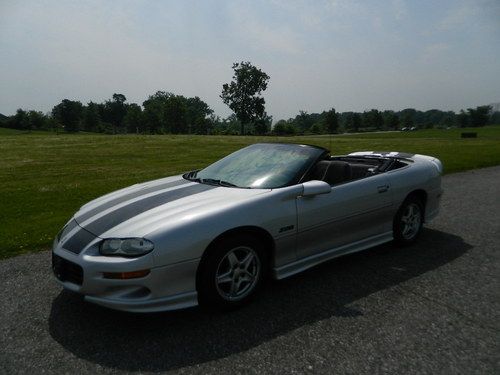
310, 160, 331, 181
324, 161, 352, 185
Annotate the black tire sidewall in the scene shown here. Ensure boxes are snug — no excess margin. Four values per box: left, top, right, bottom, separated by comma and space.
197, 234, 267, 309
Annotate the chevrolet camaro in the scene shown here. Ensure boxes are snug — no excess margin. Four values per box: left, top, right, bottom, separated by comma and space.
52, 143, 443, 312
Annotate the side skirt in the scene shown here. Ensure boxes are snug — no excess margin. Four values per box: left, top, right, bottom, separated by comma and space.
273, 231, 394, 280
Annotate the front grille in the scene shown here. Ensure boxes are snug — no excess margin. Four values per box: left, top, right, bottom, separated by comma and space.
52, 254, 83, 286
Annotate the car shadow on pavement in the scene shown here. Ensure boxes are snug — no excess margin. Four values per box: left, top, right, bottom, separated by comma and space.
48, 228, 471, 372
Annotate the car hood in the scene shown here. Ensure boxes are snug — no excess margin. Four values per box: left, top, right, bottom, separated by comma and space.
74, 175, 270, 238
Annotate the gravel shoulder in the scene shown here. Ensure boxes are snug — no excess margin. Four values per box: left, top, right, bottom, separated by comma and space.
1, 166, 499, 374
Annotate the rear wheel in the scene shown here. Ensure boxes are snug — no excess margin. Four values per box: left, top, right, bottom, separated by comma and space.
393, 197, 424, 245
197, 234, 267, 309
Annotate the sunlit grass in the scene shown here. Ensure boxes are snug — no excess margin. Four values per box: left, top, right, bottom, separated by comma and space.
0, 125, 499, 259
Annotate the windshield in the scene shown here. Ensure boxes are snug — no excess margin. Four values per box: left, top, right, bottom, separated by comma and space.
185, 143, 326, 189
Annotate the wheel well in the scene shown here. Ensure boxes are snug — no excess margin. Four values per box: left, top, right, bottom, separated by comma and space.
196, 226, 276, 284
406, 189, 427, 219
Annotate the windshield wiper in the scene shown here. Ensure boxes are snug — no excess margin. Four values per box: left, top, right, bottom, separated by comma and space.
184, 171, 244, 188
184, 170, 200, 182
200, 178, 239, 187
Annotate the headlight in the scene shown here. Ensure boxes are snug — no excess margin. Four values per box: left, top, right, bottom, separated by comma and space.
100, 238, 154, 257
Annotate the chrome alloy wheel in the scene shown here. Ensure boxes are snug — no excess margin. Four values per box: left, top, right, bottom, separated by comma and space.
401, 203, 422, 240
215, 246, 261, 301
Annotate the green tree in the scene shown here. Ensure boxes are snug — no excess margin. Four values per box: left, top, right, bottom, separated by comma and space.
383, 110, 399, 130
10, 109, 29, 130
123, 104, 144, 133
272, 120, 287, 135
143, 91, 168, 133
186, 96, 213, 134
0, 113, 7, 127
164, 95, 187, 134
219, 114, 242, 135
467, 105, 491, 127
457, 110, 469, 128
489, 111, 500, 125
375, 110, 384, 130
363, 109, 383, 130
254, 113, 272, 135
295, 110, 314, 132
27, 110, 47, 130
143, 91, 211, 134
220, 61, 270, 135
351, 113, 361, 132
83, 102, 101, 132
310, 122, 324, 134
273, 119, 296, 135
52, 99, 83, 132
400, 108, 416, 129
102, 93, 128, 133
324, 108, 339, 133
45, 116, 59, 132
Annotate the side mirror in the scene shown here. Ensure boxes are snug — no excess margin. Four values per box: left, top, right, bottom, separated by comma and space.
302, 180, 331, 197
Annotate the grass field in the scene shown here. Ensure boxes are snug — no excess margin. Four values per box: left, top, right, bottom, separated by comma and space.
1, 126, 499, 259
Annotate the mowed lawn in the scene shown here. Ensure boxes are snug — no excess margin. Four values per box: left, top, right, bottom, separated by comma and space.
1, 126, 499, 259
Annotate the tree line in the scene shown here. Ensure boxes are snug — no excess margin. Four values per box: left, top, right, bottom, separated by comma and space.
2, 92, 217, 135
1, 97, 496, 136
272, 105, 497, 135
0, 61, 498, 135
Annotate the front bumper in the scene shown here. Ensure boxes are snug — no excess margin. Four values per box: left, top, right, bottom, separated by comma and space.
52, 237, 200, 313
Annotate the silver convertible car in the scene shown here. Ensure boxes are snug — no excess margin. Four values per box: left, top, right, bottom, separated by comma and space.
52, 143, 443, 312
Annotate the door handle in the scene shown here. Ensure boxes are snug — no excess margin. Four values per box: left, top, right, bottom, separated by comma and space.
377, 185, 389, 193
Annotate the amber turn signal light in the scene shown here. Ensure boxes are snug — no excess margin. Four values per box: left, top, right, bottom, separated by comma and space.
103, 269, 150, 279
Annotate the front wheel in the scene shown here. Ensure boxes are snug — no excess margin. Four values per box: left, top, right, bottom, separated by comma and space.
393, 197, 424, 245
197, 235, 267, 309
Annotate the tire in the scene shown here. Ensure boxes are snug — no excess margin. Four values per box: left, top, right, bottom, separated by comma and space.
197, 234, 267, 310
393, 196, 424, 245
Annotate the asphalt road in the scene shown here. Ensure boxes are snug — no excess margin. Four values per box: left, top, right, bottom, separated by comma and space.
1, 166, 499, 374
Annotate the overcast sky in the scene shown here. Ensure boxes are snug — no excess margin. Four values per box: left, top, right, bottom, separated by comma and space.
1, 0, 499, 120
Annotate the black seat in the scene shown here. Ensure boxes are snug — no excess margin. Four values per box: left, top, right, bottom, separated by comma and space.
310, 160, 331, 181
349, 163, 372, 180
310, 160, 352, 185
324, 161, 352, 185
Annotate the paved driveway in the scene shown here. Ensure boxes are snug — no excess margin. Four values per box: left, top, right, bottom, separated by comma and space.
1, 166, 499, 374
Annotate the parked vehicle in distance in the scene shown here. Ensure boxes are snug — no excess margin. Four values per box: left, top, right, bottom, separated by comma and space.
52, 143, 443, 312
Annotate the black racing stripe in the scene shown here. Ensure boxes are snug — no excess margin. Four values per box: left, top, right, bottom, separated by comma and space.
62, 227, 97, 254
76, 179, 190, 223
58, 219, 79, 242
84, 183, 216, 237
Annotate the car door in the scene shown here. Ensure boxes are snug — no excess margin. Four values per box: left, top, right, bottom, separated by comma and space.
296, 173, 393, 260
